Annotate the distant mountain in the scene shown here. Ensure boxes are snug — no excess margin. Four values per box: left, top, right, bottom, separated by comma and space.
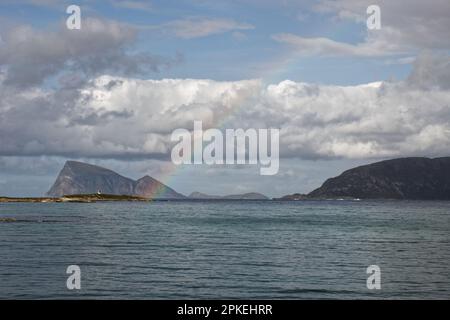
222, 192, 269, 200
188, 191, 269, 200
47, 161, 185, 199
188, 192, 221, 199
280, 157, 450, 200
273, 193, 309, 201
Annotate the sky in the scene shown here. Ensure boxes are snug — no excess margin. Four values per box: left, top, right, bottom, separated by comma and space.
0, 0, 449, 197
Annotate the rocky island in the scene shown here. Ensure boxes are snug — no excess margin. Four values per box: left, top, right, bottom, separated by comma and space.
47, 161, 185, 199
278, 157, 450, 200
2, 157, 450, 202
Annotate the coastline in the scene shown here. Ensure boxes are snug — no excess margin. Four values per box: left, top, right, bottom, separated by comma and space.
0, 194, 151, 203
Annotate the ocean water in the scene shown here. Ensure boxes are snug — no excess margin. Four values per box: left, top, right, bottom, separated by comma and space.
0, 200, 449, 299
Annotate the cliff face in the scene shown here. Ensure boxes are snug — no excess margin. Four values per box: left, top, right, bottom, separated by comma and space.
47, 161, 185, 199
308, 157, 450, 200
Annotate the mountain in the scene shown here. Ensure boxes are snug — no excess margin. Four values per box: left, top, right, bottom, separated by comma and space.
188, 191, 269, 200
305, 157, 450, 200
47, 161, 185, 199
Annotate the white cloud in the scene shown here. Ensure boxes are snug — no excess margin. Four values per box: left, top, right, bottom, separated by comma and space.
161, 17, 254, 39
1, 53, 449, 161
272, 32, 405, 57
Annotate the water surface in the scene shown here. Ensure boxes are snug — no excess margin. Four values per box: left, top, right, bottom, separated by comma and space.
0, 200, 449, 299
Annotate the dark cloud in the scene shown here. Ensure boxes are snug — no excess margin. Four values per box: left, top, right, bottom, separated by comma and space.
0, 18, 180, 88
69, 109, 134, 126
407, 52, 450, 90
0, 156, 64, 175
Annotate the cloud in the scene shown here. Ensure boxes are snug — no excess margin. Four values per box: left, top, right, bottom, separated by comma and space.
0, 156, 65, 176
384, 56, 416, 66
161, 17, 254, 39
407, 52, 450, 90
6, 0, 66, 7
315, 0, 450, 51
0, 18, 179, 87
272, 33, 404, 57
0, 52, 449, 161
274, 0, 450, 57
111, 0, 153, 12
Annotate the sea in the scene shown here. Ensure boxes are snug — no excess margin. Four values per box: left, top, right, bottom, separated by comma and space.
0, 200, 449, 299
